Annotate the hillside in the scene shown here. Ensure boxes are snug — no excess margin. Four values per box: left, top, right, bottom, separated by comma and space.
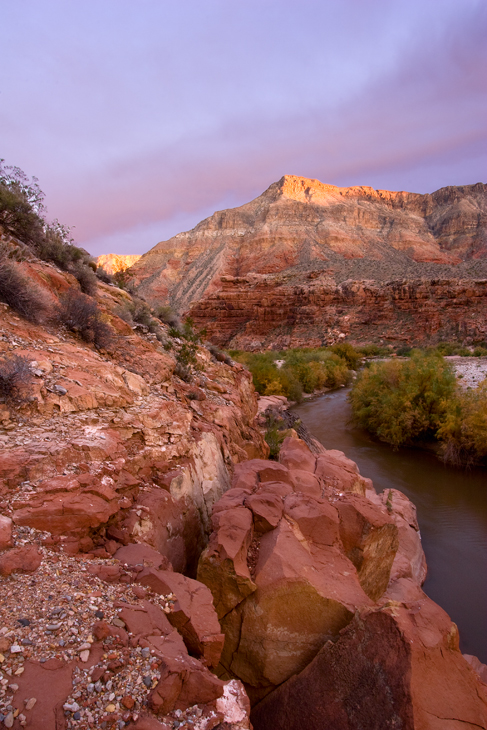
130, 176, 487, 315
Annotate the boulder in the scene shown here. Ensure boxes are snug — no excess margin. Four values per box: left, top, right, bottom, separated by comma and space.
0, 514, 13, 550
149, 653, 224, 715
335, 493, 399, 601
136, 568, 225, 667
197, 506, 256, 620
218, 518, 372, 699
0, 545, 42, 576
278, 437, 316, 473
251, 601, 487, 730
315, 449, 370, 495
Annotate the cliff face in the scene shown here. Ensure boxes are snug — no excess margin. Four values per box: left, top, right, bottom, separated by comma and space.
189, 274, 487, 349
96, 253, 141, 275
130, 176, 487, 315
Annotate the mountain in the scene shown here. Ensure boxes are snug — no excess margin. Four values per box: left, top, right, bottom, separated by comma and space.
96, 253, 141, 274
130, 176, 487, 317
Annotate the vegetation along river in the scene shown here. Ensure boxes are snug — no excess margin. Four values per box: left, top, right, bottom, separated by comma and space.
293, 387, 487, 663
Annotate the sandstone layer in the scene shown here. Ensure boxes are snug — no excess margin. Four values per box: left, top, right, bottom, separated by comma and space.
189, 274, 487, 349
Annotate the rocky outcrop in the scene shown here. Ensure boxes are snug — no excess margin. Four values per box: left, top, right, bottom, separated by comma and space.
198, 437, 487, 727
188, 275, 487, 349
96, 254, 141, 275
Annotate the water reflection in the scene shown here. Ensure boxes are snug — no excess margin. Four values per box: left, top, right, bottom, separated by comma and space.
293, 389, 487, 663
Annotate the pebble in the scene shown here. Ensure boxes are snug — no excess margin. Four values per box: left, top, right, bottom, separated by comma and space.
9, 646, 22, 654
112, 618, 125, 628
79, 650, 90, 663
25, 698, 36, 710
141, 647, 150, 658
73, 712, 81, 720
143, 675, 152, 688
4, 712, 14, 728
17, 619, 30, 627
46, 623, 62, 631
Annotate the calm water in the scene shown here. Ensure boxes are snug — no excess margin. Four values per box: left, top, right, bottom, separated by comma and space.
293, 389, 487, 663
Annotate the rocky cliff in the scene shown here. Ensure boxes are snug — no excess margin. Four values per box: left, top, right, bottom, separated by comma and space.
189, 274, 487, 349
96, 254, 141, 275
129, 175, 487, 348
131, 176, 487, 308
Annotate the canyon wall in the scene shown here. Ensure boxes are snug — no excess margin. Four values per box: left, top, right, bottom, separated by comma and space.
188, 274, 487, 349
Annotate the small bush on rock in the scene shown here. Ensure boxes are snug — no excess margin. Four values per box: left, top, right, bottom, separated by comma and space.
0, 249, 50, 323
58, 289, 113, 349
0, 355, 32, 402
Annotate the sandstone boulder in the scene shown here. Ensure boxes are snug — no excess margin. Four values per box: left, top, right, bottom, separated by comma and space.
149, 653, 225, 715
0, 545, 42, 576
0, 514, 13, 550
197, 506, 256, 620
251, 600, 487, 730
335, 492, 399, 601
136, 568, 225, 667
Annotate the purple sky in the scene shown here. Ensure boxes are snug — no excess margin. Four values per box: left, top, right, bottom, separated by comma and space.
2, 0, 486, 256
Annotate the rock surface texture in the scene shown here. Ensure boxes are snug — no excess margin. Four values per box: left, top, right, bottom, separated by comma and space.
198, 437, 487, 727
0, 246, 266, 729
129, 175, 487, 348
96, 254, 142, 275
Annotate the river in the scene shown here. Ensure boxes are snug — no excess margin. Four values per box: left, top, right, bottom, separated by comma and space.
293, 388, 487, 663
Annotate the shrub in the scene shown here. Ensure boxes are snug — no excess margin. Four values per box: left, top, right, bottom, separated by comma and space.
207, 344, 233, 366
0, 355, 32, 402
155, 305, 181, 329
0, 161, 45, 247
58, 289, 113, 349
349, 351, 456, 448
330, 342, 361, 369
264, 412, 287, 459
131, 298, 153, 327
473, 346, 487, 357
0, 251, 50, 323
96, 266, 113, 284
437, 382, 487, 466
396, 345, 412, 357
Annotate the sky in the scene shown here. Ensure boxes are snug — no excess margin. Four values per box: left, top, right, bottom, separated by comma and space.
2, 0, 486, 257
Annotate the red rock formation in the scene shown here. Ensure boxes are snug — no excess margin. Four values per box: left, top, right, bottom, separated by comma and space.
96, 253, 141, 275
198, 437, 487, 726
189, 275, 487, 349
131, 177, 487, 309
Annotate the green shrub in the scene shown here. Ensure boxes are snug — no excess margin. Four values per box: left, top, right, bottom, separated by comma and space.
356, 344, 389, 357
349, 352, 456, 448
473, 347, 487, 357
396, 345, 413, 357
437, 382, 487, 466
155, 305, 181, 329
330, 342, 361, 369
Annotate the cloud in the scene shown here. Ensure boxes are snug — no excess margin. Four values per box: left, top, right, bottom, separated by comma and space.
1, 0, 485, 256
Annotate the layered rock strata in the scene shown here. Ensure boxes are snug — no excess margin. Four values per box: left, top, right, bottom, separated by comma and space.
131, 176, 487, 313
198, 437, 487, 727
188, 275, 487, 349
128, 176, 486, 348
